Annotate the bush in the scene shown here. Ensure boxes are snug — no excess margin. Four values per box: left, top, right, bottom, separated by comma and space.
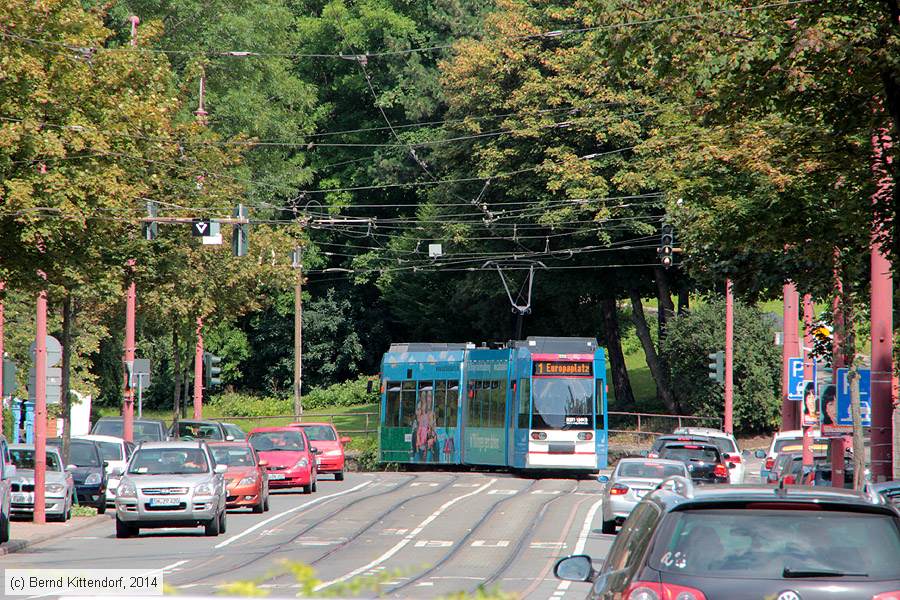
663, 297, 781, 434
209, 393, 292, 417
2, 406, 12, 440
349, 436, 380, 471
209, 376, 378, 417
302, 376, 378, 411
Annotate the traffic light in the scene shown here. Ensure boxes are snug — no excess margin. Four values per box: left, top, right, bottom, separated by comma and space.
203, 352, 222, 388
659, 222, 674, 267
142, 200, 158, 241
232, 203, 249, 257
708, 351, 724, 384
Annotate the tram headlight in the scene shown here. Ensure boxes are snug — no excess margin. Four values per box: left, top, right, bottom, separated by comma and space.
577, 432, 594, 441
530, 432, 547, 441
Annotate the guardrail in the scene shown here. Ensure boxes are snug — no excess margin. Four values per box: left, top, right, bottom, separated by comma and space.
210, 413, 379, 438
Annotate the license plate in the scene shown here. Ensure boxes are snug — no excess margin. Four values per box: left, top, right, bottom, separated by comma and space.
268, 473, 286, 480
12, 493, 28, 503
148, 497, 181, 506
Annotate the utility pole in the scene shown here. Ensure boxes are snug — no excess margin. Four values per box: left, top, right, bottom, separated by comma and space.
781, 283, 800, 430
194, 317, 203, 419
0, 280, 4, 434
293, 247, 303, 419
724, 279, 734, 434
123, 260, 136, 443
34, 281, 48, 524
801, 294, 814, 468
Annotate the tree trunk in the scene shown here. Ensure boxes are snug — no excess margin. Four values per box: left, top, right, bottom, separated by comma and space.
677, 287, 689, 315
849, 368, 866, 490
172, 325, 181, 426
654, 267, 676, 344
182, 369, 190, 419
600, 298, 634, 409
629, 288, 676, 413
60, 293, 74, 464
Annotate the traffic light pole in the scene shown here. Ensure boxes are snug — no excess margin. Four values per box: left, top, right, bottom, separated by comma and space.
781, 284, 800, 430
801, 293, 814, 470
0, 280, 4, 434
34, 283, 48, 524
123, 260, 136, 443
724, 279, 734, 434
293, 248, 303, 419
194, 317, 203, 420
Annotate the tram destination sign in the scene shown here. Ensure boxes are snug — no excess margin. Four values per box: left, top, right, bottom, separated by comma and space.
533, 361, 593, 376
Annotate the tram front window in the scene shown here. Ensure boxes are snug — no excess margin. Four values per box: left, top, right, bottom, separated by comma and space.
531, 378, 593, 430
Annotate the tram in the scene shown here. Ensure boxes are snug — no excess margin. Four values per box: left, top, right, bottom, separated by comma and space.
378, 336, 608, 472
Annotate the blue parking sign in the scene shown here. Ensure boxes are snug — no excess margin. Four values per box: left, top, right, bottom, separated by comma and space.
834, 368, 872, 427
787, 357, 805, 400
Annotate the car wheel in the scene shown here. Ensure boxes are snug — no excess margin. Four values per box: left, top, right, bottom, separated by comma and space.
335, 471, 344, 481
263, 495, 270, 512
252, 497, 264, 514
219, 509, 227, 534
301, 484, 312, 495
0, 511, 10, 543
204, 512, 221, 537
96, 495, 107, 514
601, 519, 617, 535
116, 516, 136, 538
312, 479, 317, 493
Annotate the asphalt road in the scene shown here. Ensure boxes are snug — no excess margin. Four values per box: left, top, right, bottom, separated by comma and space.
3, 457, 766, 599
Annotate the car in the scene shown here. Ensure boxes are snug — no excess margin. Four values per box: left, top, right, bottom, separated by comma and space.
597, 458, 689, 534
657, 442, 730, 484
765, 440, 831, 484
92, 418, 168, 442
766, 451, 802, 485
248, 427, 318, 494
209, 441, 269, 513
47, 438, 108, 513
289, 422, 350, 481
0, 435, 15, 542
805, 458, 857, 488
870, 480, 900, 508
114, 440, 228, 538
554, 479, 900, 599
647, 434, 712, 458
760, 429, 823, 481
169, 420, 236, 442
75, 434, 135, 506
673, 427, 747, 483
8, 444, 75, 522
220, 422, 247, 441
778, 453, 831, 486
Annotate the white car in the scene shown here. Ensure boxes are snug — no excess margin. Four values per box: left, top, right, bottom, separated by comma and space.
598, 458, 689, 534
760, 428, 823, 482
75, 434, 135, 506
673, 426, 746, 484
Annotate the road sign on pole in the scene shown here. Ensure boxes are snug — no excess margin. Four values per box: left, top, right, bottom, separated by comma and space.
192, 220, 212, 237
835, 368, 871, 427
2, 358, 16, 396
30, 335, 62, 368
28, 367, 62, 404
787, 357, 804, 400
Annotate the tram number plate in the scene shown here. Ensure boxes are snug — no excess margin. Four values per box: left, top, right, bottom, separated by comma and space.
566, 416, 589, 426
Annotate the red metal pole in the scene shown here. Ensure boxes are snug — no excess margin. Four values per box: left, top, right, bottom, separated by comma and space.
724, 279, 734, 435
193, 316, 203, 420
802, 294, 814, 468
0, 280, 5, 433
34, 284, 48, 524
781, 283, 800, 430
870, 121, 894, 482
123, 260, 136, 443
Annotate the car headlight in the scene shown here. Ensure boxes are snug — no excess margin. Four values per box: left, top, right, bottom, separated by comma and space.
294, 458, 308, 469
238, 475, 258, 486
85, 473, 102, 486
117, 479, 137, 498
194, 482, 215, 496
328, 449, 343, 457
45, 483, 65, 495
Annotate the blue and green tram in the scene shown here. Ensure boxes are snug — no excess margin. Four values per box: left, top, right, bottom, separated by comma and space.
378, 337, 608, 472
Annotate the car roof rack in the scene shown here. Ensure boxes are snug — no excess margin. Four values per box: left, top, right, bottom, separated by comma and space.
655, 475, 695, 499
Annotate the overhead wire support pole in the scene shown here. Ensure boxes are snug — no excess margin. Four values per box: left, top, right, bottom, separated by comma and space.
34, 274, 48, 524
193, 317, 203, 419
724, 279, 734, 435
293, 247, 303, 419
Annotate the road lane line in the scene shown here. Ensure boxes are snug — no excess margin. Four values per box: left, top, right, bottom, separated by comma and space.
315, 478, 496, 591
163, 559, 190, 572
214, 480, 371, 549
553, 498, 603, 595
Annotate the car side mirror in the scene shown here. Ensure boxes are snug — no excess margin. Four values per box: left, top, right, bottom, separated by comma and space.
554, 555, 594, 582
340, 437, 352, 445
728, 462, 737, 469
66, 464, 77, 471
597, 475, 610, 484
639, 450, 649, 458
311, 447, 320, 454
741, 449, 751, 457
103, 461, 109, 468
258, 460, 268, 467
225, 435, 235, 442
755, 450, 766, 459
214, 464, 228, 474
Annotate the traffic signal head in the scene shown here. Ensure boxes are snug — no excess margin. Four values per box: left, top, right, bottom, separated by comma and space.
659, 222, 675, 267
707, 351, 724, 384
203, 352, 223, 388
232, 203, 249, 257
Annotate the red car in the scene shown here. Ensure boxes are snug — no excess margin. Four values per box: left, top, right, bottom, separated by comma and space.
248, 427, 318, 494
209, 441, 270, 513
290, 423, 351, 481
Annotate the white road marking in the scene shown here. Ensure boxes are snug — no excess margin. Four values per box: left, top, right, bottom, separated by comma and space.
416, 582, 435, 587
163, 559, 190, 573
414, 540, 453, 547
471, 540, 509, 547
383, 528, 408, 535
214, 480, 371, 549
315, 478, 496, 591
179, 584, 200, 589
296, 539, 341, 546
531, 542, 567, 549
532, 489, 562, 495
452, 483, 480, 488
411, 482, 439, 487
553, 498, 603, 595
488, 489, 517, 495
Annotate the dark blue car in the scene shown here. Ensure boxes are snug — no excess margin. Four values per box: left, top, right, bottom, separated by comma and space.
48, 438, 107, 513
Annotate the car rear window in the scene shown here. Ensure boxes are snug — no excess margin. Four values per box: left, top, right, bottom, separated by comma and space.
659, 446, 720, 462
175, 422, 224, 441
775, 438, 829, 454
650, 509, 900, 579
94, 420, 162, 441
617, 462, 686, 479
705, 437, 737, 454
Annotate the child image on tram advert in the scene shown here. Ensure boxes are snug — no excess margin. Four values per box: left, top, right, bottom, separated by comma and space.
410, 389, 439, 462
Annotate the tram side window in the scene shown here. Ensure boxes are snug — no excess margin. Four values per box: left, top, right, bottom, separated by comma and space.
478, 380, 491, 427
518, 378, 530, 429
385, 383, 401, 427
446, 382, 459, 427
493, 380, 507, 427
400, 381, 417, 427
595, 379, 604, 429
434, 380, 447, 428
467, 381, 480, 427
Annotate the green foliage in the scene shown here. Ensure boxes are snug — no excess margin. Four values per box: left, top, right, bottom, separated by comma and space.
663, 298, 781, 433
208, 393, 292, 418
219, 559, 404, 598
71, 505, 98, 517
209, 376, 377, 417
2, 406, 12, 440
302, 376, 378, 410
349, 435, 380, 471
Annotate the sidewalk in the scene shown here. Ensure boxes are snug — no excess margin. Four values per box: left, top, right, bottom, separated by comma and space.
0, 514, 110, 556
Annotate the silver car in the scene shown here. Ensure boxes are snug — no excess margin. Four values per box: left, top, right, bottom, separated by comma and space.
1, 435, 15, 543
8, 444, 75, 522
114, 441, 227, 538
598, 458, 689, 534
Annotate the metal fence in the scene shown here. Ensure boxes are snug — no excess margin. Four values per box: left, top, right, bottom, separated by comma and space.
211, 413, 379, 438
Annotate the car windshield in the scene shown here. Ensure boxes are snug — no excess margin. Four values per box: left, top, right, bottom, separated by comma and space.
659, 446, 719, 462
531, 377, 593, 430
94, 420, 162, 441
224, 424, 246, 440
94, 441, 123, 461
650, 509, 900, 579
211, 447, 256, 467
175, 422, 224, 440
128, 448, 209, 474
70, 442, 100, 467
301, 425, 337, 441
10, 449, 63, 471
250, 431, 306, 452
617, 461, 686, 479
